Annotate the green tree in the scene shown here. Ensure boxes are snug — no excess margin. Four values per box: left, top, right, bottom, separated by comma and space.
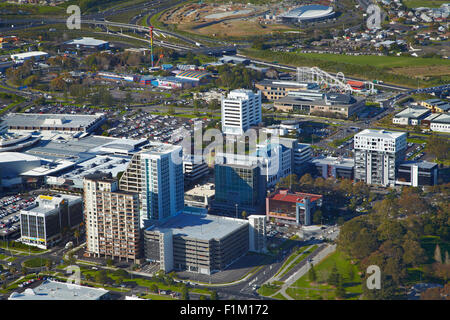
308, 264, 317, 282
181, 285, 190, 300
150, 283, 159, 293
335, 275, 346, 299
327, 264, 340, 286
312, 210, 323, 225
210, 290, 218, 300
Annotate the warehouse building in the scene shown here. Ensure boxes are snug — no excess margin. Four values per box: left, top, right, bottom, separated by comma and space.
393, 106, 431, 126
423, 113, 450, 133
144, 210, 249, 274
10, 51, 48, 63
62, 37, 109, 52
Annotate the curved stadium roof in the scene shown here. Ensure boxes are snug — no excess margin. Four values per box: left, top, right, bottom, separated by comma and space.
280, 5, 335, 21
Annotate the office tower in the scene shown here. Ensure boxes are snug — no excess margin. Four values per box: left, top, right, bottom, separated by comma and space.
83, 174, 141, 262
212, 162, 266, 216
248, 215, 267, 253
354, 129, 407, 186
221, 89, 262, 135
20, 194, 83, 249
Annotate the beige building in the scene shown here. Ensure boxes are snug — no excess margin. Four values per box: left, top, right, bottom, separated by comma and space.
83, 174, 141, 262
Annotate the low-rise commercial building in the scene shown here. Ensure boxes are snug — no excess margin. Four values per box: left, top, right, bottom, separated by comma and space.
3, 113, 106, 133
184, 183, 215, 209
396, 161, 438, 187
255, 79, 319, 101
19, 194, 83, 249
423, 113, 450, 133
266, 189, 323, 226
393, 106, 431, 126
311, 156, 355, 180
9, 280, 110, 300
420, 99, 450, 113
274, 91, 365, 118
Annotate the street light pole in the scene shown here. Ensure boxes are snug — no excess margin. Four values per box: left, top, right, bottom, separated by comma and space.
235, 204, 238, 219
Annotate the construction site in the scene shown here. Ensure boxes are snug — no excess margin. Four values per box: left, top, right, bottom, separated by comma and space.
159, 1, 336, 38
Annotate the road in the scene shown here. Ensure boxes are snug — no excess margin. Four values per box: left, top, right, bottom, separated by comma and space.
277, 244, 337, 300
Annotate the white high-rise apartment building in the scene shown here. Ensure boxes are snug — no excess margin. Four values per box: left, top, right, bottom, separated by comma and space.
354, 129, 407, 186
139, 143, 184, 227
221, 89, 262, 135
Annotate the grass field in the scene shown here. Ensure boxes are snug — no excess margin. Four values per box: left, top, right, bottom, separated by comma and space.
294, 52, 450, 69
242, 48, 450, 87
22, 257, 51, 268
279, 245, 319, 279
402, 0, 448, 8
286, 250, 363, 300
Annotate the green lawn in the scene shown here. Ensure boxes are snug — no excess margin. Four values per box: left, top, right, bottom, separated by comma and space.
402, 0, 447, 8
286, 250, 363, 300
257, 283, 281, 296
273, 292, 287, 300
294, 52, 450, 69
279, 245, 319, 279
22, 257, 51, 268
142, 293, 177, 300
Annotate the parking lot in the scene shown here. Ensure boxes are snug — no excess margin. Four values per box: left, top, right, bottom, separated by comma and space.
0, 195, 35, 239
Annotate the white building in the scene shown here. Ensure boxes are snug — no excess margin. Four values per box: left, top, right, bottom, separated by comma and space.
139, 143, 184, 227
427, 113, 450, 133
393, 106, 431, 126
248, 215, 267, 253
354, 129, 407, 186
221, 89, 262, 135
215, 142, 292, 188
10, 51, 48, 63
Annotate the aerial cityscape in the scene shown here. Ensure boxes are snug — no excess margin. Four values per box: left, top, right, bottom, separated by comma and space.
0, 0, 448, 306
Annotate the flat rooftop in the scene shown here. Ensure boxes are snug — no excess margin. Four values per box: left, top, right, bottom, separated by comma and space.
185, 183, 215, 197
147, 212, 248, 241
355, 129, 406, 139
399, 161, 438, 169
64, 37, 108, 47
311, 156, 355, 167
394, 107, 430, 119
141, 142, 181, 155
3, 113, 104, 130
8, 280, 109, 300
